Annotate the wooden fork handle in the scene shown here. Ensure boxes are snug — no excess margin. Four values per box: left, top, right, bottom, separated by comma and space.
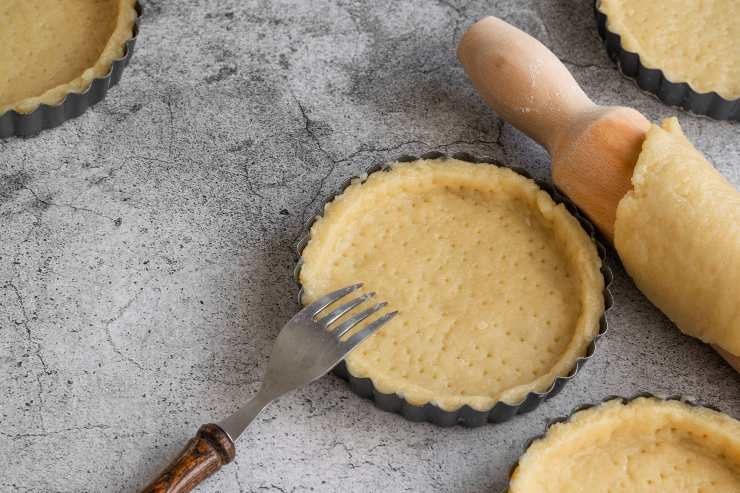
141, 424, 236, 493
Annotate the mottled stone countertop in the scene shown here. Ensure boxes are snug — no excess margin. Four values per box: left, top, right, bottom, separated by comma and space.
1, 1, 738, 492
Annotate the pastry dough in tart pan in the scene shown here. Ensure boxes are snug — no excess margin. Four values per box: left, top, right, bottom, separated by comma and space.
298, 157, 608, 424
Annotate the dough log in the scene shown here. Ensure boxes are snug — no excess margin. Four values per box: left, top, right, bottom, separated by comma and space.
615, 118, 740, 356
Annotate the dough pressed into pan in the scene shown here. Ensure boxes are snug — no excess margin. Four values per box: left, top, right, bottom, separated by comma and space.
615, 118, 740, 356
0, 0, 138, 114
598, 0, 740, 99
509, 397, 740, 492
300, 159, 604, 411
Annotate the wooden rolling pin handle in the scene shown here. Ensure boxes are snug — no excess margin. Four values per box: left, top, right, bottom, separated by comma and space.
141, 424, 236, 493
458, 16, 595, 151
459, 16, 650, 238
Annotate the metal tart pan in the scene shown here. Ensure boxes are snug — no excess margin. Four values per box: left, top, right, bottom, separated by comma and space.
507, 391, 733, 490
293, 151, 613, 427
594, 0, 739, 121
0, 1, 142, 138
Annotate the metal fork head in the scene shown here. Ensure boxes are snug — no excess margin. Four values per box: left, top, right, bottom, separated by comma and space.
261, 284, 398, 397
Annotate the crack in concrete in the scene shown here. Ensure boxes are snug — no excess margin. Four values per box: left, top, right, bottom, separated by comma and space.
433, 0, 463, 17
5, 218, 48, 429
233, 463, 246, 493
494, 118, 508, 159
0, 424, 111, 440
8, 280, 32, 342
241, 163, 266, 200
330, 439, 354, 463
289, 70, 508, 259
562, 59, 613, 70
293, 95, 335, 163
297, 164, 334, 228
432, 0, 465, 42
437, 137, 503, 149
129, 154, 176, 168
533, 2, 553, 45
7, 279, 52, 423
334, 140, 431, 164
186, 374, 256, 387
103, 288, 149, 371
33, 373, 45, 417
289, 115, 507, 245
291, 94, 339, 228
367, 442, 388, 454
23, 186, 118, 223
257, 484, 288, 493
0, 484, 37, 493
90, 164, 125, 186
531, 3, 612, 72
164, 96, 175, 159
335, 129, 505, 165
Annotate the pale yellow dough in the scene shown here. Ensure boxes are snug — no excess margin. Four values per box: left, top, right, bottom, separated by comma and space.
615, 118, 740, 356
300, 159, 604, 411
0, 0, 138, 114
509, 397, 740, 493
598, 0, 740, 99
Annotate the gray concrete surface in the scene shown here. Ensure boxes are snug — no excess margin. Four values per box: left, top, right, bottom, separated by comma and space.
1, 0, 738, 491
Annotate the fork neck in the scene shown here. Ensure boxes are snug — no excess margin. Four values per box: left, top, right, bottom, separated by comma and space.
217, 386, 276, 442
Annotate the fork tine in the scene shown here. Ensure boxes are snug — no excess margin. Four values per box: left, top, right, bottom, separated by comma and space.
304, 283, 363, 316
317, 292, 375, 326
342, 311, 399, 349
331, 302, 388, 338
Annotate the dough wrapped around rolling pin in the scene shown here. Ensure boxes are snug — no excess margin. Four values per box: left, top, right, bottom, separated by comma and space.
615, 117, 740, 356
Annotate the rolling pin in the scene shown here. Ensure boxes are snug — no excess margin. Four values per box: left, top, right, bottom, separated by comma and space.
457, 16, 740, 372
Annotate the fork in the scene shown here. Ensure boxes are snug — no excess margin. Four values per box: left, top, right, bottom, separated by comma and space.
141, 283, 397, 493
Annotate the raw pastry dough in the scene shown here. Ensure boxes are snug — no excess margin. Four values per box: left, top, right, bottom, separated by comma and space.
598, 0, 740, 99
0, 0, 138, 114
615, 118, 740, 356
300, 159, 604, 411
509, 397, 740, 493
